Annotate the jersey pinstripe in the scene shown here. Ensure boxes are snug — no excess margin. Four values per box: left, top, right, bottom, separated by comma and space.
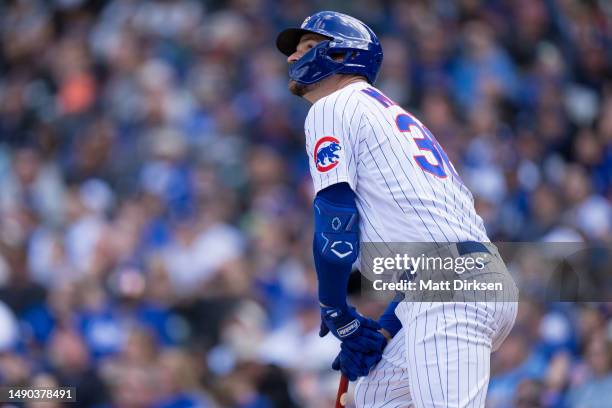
305, 82, 488, 245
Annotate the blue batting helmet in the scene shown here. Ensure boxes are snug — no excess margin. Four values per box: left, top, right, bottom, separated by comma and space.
276, 11, 383, 85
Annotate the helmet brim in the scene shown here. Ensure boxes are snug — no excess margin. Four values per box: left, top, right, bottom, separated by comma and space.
276, 28, 331, 56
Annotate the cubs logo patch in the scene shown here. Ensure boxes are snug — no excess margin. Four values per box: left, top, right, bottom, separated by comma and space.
314, 136, 342, 172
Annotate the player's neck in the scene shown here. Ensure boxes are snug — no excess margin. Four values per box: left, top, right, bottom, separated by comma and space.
304, 76, 366, 103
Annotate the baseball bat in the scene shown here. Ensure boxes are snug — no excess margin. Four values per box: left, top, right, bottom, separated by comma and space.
335, 374, 349, 408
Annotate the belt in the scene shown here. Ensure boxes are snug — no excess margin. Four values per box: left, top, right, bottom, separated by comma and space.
455, 241, 490, 256
394, 241, 490, 284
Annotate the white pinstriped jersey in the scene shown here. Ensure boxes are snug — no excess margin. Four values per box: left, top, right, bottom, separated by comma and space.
305, 81, 489, 244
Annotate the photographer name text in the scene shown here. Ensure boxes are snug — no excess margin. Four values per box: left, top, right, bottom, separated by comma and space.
372, 279, 503, 292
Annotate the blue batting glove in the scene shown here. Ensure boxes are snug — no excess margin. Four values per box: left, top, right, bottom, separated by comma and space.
319, 305, 387, 353
378, 300, 402, 338
331, 342, 384, 381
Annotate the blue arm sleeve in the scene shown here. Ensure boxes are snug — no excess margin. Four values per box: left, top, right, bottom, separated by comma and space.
378, 301, 402, 337
317, 182, 356, 205
313, 183, 358, 308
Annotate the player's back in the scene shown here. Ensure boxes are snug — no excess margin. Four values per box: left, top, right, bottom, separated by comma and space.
305, 82, 488, 244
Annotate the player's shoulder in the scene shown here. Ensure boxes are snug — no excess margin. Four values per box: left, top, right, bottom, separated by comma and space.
308, 82, 369, 120
324, 80, 370, 104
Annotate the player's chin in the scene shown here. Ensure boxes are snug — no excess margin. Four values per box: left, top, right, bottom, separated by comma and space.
288, 80, 309, 97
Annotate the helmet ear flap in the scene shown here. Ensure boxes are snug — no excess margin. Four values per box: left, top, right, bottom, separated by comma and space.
327, 49, 360, 63
288, 41, 345, 85
328, 49, 347, 62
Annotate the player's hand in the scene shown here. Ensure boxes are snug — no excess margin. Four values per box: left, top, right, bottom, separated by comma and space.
319, 305, 387, 353
331, 341, 383, 381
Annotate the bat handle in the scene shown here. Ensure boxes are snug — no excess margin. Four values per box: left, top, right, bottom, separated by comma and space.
335, 375, 349, 408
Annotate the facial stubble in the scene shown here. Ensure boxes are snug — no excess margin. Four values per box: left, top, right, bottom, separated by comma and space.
288, 80, 316, 97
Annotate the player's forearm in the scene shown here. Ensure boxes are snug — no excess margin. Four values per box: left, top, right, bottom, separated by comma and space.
313, 182, 359, 308
313, 246, 352, 307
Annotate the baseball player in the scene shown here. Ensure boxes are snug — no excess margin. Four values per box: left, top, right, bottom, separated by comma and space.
276, 11, 518, 407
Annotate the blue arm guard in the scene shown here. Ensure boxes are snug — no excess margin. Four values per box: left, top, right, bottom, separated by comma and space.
313, 183, 359, 307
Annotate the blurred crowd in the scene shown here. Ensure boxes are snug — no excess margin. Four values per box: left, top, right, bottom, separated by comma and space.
0, 0, 610, 407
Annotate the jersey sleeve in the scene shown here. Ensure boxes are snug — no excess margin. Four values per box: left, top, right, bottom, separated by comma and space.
305, 91, 362, 194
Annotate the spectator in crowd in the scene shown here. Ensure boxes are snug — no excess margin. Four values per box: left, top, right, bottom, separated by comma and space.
0, 0, 610, 406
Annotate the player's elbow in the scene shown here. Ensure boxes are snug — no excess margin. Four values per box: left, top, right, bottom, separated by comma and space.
314, 232, 359, 266
313, 192, 360, 266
